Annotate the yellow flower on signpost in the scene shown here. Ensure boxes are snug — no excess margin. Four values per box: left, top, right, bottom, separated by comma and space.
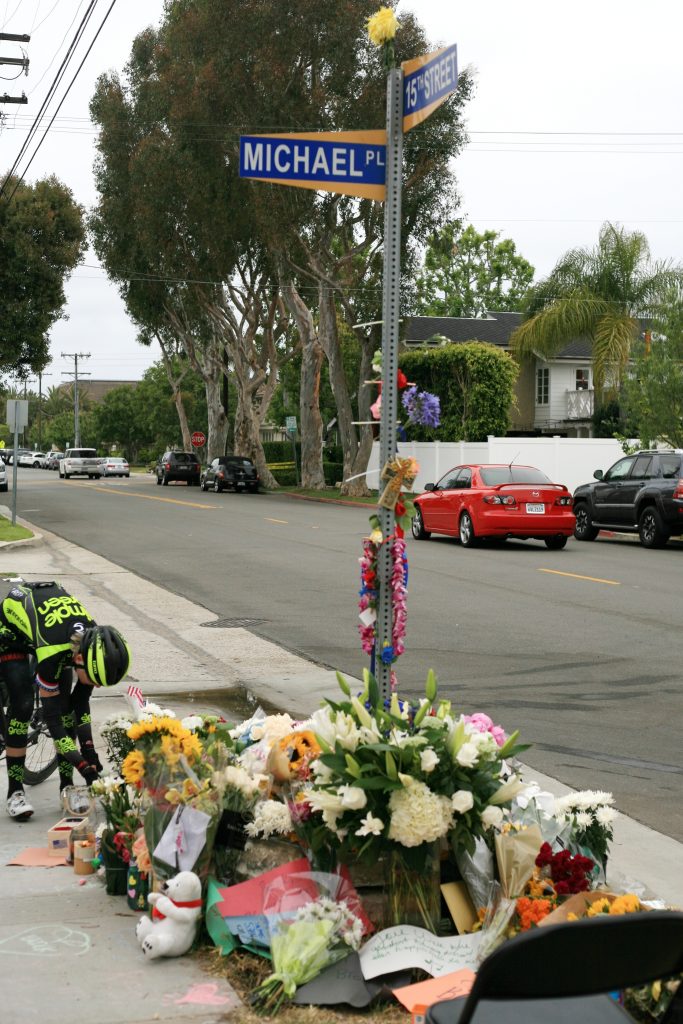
367, 6, 398, 45
367, 6, 399, 69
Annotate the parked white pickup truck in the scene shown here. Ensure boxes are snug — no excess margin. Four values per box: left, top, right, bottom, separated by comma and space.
58, 448, 103, 479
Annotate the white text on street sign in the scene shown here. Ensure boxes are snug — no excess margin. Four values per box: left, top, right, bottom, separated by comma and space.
402, 44, 458, 133
239, 130, 387, 201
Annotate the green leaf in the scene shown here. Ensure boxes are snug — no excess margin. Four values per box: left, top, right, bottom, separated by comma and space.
335, 671, 351, 697
424, 668, 437, 702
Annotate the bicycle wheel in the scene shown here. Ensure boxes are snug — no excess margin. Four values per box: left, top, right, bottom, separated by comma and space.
23, 706, 58, 785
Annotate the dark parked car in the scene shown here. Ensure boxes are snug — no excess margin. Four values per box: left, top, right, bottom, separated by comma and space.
200, 456, 260, 493
573, 449, 683, 548
155, 451, 201, 486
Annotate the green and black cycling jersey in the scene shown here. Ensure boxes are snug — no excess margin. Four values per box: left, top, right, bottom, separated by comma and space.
0, 582, 95, 688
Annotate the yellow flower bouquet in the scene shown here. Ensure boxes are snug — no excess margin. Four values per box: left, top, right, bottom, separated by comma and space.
122, 716, 204, 802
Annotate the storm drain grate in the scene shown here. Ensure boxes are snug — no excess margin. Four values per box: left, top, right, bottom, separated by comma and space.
200, 617, 266, 629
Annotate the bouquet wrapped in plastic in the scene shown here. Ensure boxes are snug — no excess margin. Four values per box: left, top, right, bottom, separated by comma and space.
251, 871, 368, 1014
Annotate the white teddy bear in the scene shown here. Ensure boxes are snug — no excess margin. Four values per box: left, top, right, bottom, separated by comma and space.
136, 870, 203, 960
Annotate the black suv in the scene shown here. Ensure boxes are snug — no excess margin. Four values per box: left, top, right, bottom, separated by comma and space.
573, 450, 683, 548
200, 455, 260, 493
155, 451, 201, 486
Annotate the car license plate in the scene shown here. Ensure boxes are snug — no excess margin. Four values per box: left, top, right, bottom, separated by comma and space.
526, 503, 545, 514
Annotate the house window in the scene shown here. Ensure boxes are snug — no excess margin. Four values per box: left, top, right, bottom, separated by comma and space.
536, 367, 549, 405
576, 369, 590, 391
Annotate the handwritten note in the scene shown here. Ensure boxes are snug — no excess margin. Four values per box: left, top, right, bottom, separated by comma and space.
359, 925, 485, 980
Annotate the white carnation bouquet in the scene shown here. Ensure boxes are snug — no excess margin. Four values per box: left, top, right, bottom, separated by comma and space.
554, 789, 618, 874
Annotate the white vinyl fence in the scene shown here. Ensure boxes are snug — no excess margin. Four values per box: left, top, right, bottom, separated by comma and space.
367, 436, 640, 495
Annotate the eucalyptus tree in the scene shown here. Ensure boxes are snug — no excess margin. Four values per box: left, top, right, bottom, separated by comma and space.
205, 0, 473, 494
90, 1, 471, 490
90, 31, 294, 483
512, 223, 681, 394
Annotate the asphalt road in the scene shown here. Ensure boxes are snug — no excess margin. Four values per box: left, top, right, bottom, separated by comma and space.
8, 467, 683, 842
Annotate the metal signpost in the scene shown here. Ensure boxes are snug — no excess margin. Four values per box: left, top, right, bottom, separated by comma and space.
375, 68, 404, 698
6, 399, 28, 525
239, 41, 457, 699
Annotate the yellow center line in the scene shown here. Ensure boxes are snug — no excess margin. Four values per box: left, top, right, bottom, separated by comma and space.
538, 568, 621, 586
265, 517, 288, 525
73, 483, 217, 510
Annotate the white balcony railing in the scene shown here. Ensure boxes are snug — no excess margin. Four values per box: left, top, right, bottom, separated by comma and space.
566, 388, 594, 420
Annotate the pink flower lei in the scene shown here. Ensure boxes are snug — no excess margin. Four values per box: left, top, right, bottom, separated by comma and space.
358, 534, 408, 674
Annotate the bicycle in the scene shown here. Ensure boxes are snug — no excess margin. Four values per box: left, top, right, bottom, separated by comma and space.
0, 674, 59, 785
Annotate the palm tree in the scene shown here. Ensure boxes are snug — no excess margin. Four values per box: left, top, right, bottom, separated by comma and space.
511, 223, 681, 394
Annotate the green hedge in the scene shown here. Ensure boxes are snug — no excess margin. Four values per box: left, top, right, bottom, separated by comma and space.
400, 343, 519, 442
323, 461, 344, 485
269, 467, 299, 486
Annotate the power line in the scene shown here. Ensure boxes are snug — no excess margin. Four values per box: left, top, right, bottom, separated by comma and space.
3, 0, 120, 203
0, 0, 99, 197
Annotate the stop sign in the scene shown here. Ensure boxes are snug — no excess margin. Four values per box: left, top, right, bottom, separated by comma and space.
191, 431, 206, 448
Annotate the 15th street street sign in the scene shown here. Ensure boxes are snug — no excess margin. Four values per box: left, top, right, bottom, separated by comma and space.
402, 44, 458, 133
239, 130, 387, 201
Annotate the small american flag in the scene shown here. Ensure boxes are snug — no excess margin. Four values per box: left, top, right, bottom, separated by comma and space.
126, 684, 145, 708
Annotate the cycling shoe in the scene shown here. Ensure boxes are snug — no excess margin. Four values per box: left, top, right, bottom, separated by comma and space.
6, 790, 34, 821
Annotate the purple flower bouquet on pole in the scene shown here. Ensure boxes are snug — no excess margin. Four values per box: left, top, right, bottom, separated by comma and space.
401, 386, 441, 429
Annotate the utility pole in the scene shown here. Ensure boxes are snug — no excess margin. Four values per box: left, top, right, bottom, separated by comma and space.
0, 32, 29, 106
28, 371, 51, 450
61, 353, 90, 448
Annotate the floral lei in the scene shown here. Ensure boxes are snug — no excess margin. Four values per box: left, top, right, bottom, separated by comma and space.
359, 530, 408, 677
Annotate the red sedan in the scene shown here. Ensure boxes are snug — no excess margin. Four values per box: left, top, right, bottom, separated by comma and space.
412, 464, 575, 550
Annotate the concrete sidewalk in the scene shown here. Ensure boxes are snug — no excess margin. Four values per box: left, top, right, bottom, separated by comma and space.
1, 520, 681, 1023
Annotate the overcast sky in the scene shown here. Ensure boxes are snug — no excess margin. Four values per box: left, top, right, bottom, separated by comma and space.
1, 0, 681, 389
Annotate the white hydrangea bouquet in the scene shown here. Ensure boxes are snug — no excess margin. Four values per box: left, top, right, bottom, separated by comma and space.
292, 669, 528, 930
554, 789, 618, 876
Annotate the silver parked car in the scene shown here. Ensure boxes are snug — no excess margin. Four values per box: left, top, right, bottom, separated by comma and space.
100, 457, 130, 478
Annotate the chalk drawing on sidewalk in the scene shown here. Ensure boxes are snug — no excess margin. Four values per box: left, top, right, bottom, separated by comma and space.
163, 982, 238, 1008
0, 925, 91, 956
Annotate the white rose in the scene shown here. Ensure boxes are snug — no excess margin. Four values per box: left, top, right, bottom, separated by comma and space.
339, 785, 367, 811
455, 742, 479, 768
420, 748, 439, 773
481, 805, 504, 829
452, 790, 474, 814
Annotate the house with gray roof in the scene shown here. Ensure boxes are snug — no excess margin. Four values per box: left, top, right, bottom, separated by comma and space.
404, 313, 595, 437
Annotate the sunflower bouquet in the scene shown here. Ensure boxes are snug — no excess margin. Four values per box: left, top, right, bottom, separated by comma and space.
121, 715, 204, 803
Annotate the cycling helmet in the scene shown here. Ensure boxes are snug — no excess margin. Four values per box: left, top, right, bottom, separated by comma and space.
78, 625, 131, 687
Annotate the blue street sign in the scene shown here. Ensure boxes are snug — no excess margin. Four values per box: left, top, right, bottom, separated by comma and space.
402, 44, 458, 133
239, 130, 387, 200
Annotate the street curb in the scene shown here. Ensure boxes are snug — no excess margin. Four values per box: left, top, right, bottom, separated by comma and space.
273, 490, 374, 509
0, 532, 42, 549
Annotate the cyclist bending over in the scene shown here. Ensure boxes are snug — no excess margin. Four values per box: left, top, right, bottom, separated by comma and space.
0, 581, 131, 820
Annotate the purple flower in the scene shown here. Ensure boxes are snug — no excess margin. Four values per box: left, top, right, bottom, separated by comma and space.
402, 386, 441, 428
